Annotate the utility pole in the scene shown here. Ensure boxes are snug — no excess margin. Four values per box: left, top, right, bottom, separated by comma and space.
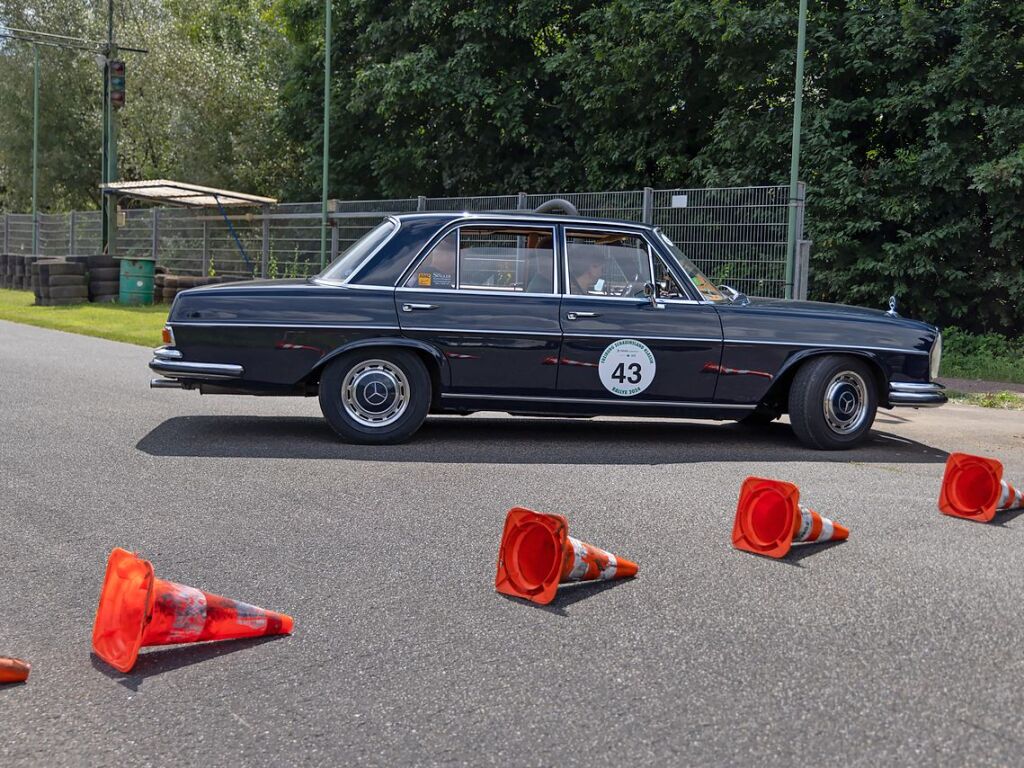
320, 0, 332, 270
784, 0, 808, 300
102, 0, 119, 257
31, 44, 39, 254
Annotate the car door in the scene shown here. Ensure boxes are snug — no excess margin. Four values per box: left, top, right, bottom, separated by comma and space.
556, 225, 724, 403
395, 221, 563, 396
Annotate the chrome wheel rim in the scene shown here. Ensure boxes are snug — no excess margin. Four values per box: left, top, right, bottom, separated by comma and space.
341, 359, 410, 428
822, 371, 868, 435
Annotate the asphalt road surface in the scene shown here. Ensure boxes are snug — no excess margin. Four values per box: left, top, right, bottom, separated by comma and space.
2, 319, 1023, 767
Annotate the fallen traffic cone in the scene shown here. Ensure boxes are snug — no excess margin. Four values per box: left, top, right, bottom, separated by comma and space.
92, 548, 294, 673
0, 657, 30, 684
732, 477, 849, 559
495, 507, 638, 605
938, 452, 1024, 523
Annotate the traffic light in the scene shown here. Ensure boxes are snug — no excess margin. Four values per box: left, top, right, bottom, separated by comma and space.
109, 60, 125, 109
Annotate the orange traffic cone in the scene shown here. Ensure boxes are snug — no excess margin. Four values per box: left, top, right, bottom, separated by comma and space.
0, 657, 30, 684
732, 477, 849, 559
92, 548, 294, 673
939, 453, 1024, 523
495, 507, 638, 605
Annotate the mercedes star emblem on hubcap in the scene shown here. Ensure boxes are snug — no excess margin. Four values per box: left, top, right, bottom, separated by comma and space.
363, 381, 389, 406
837, 391, 856, 415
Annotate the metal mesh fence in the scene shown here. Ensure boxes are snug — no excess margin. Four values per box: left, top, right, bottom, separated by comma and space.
1, 185, 805, 297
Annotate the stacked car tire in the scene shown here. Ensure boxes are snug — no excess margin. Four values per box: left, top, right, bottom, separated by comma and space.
87, 254, 121, 303
47, 261, 89, 305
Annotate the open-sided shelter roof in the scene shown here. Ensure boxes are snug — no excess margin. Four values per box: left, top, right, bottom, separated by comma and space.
99, 179, 277, 208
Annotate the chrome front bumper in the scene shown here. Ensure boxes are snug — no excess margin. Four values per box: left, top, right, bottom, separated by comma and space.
149, 347, 244, 381
889, 381, 947, 407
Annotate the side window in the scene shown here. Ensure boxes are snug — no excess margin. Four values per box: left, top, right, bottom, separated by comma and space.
565, 231, 652, 298
653, 255, 689, 299
406, 231, 457, 289
406, 226, 555, 292
459, 226, 555, 292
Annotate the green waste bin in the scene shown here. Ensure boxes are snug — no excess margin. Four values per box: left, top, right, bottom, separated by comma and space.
119, 258, 155, 305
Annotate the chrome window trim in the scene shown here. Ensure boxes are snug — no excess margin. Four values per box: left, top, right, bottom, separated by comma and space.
397, 220, 559, 296
396, 286, 568, 300
722, 338, 929, 355
312, 217, 402, 286
440, 392, 754, 410
561, 225, 704, 303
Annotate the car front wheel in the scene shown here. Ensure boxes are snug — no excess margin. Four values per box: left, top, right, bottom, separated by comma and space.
318, 350, 431, 444
788, 356, 878, 450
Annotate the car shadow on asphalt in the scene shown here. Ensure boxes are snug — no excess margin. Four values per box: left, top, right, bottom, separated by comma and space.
496, 579, 628, 617
136, 415, 949, 465
89, 636, 285, 691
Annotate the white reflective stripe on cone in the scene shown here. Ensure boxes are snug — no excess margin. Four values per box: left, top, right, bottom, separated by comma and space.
815, 518, 834, 543
567, 537, 589, 581
601, 553, 618, 580
997, 481, 1011, 509
795, 506, 814, 542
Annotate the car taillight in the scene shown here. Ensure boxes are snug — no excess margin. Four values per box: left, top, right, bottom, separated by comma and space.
162, 325, 175, 346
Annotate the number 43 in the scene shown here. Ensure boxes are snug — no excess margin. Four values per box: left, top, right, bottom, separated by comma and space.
612, 362, 642, 384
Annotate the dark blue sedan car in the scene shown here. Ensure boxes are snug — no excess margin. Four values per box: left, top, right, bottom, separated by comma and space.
150, 212, 945, 449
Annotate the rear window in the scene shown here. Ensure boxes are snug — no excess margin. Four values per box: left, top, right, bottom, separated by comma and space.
318, 220, 397, 282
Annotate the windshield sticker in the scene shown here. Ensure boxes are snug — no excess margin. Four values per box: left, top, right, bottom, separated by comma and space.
599, 339, 656, 397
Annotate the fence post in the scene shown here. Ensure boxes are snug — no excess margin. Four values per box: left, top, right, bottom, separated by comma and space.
2, 213, 8, 254
201, 219, 210, 276
794, 240, 811, 301
69, 211, 77, 256
150, 208, 160, 264
330, 212, 340, 265
417, 195, 426, 212
261, 205, 270, 278
517, 192, 528, 210
642, 187, 654, 224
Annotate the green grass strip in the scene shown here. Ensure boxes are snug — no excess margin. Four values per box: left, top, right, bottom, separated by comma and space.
0, 288, 167, 347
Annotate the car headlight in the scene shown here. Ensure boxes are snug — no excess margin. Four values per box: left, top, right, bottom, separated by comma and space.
929, 333, 942, 381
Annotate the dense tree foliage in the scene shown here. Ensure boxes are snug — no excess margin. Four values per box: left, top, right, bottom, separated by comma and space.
0, 0, 292, 209
1, 1, 1021, 332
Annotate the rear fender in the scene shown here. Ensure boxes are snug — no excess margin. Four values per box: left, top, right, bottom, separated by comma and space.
307, 337, 451, 390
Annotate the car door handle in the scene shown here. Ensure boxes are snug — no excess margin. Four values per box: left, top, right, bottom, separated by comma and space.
566, 311, 600, 321
402, 303, 439, 312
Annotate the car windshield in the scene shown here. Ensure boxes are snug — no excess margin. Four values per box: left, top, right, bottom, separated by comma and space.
656, 229, 726, 302
317, 220, 397, 282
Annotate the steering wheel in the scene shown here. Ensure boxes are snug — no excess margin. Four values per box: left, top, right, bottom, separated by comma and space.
620, 279, 643, 299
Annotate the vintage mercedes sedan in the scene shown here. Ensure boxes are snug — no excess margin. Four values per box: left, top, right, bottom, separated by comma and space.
150, 212, 946, 449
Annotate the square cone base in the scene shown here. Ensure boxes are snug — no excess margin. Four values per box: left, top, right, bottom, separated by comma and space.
92, 548, 156, 673
938, 453, 1004, 522
495, 508, 569, 605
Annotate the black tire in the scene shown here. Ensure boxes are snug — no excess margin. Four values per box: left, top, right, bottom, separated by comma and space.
50, 274, 87, 287
788, 355, 878, 450
89, 267, 120, 281
47, 262, 85, 276
49, 296, 87, 306
91, 294, 119, 303
318, 349, 431, 445
90, 280, 120, 295
86, 254, 118, 269
49, 285, 89, 300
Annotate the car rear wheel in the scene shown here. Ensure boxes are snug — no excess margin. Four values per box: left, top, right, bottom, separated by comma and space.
318, 350, 431, 444
788, 355, 878, 450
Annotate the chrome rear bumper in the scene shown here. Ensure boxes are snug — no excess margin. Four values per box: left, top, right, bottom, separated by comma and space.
889, 381, 947, 407
149, 356, 244, 381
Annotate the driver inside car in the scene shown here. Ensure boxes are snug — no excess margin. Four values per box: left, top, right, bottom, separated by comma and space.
569, 251, 606, 295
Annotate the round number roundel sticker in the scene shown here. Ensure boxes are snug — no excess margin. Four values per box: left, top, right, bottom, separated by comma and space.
599, 339, 656, 397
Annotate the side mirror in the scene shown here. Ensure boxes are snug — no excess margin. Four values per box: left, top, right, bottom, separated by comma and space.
643, 282, 662, 309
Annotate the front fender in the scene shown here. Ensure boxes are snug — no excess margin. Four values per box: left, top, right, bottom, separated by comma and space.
765, 349, 890, 406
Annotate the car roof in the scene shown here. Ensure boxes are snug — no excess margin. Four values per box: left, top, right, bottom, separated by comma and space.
390, 211, 656, 230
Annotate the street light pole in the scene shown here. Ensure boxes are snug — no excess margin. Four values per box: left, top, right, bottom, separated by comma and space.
103, 0, 119, 257
784, 0, 808, 300
320, 0, 332, 270
31, 43, 39, 254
